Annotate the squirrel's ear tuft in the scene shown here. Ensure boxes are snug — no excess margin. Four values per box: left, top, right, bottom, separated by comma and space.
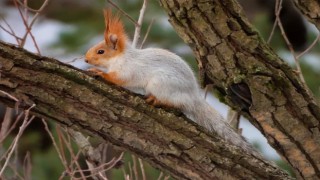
110, 34, 118, 50
103, 9, 126, 51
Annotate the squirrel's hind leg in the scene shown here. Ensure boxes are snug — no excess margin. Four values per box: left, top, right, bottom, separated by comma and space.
145, 94, 174, 108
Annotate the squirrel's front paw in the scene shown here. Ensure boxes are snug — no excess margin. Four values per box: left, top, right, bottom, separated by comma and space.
87, 68, 104, 77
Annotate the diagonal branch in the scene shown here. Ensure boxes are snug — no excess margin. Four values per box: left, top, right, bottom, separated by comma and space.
159, 0, 320, 179
0, 41, 290, 180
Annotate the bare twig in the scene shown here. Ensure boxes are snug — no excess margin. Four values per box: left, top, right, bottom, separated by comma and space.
132, 155, 139, 180
71, 152, 124, 180
157, 172, 164, 180
101, 144, 108, 164
267, 17, 278, 44
42, 119, 71, 175
132, 0, 148, 48
7, 163, 24, 180
15, 0, 44, 12
0, 110, 25, 144
122, 166, 129, 180
65, 56, 85, 64
296, 33, 320, 59
67, 128, 102, 180
274, 0, 306, 84
0, 104, 35, 176
140, 18, 154, 49
124, 174, 130, 180
128, 162, 133, 180
106, 0, 138, 26
138, 158, 146, 180
0, 18, 21, 44
0, 108, 14, 142
267, 0, 283, 43
0, 90, 19, 102
13, 0, 50, 53
56, 127, 86, 180
23, 152, 32, 180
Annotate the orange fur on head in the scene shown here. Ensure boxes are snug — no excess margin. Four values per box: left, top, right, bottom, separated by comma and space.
103, 9, 127, 52
85, 9, 127, 67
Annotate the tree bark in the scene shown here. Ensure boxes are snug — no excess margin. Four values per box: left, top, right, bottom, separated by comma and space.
0, 41, 291, 179
159, 0, 320, 179
294, 0, 320, 30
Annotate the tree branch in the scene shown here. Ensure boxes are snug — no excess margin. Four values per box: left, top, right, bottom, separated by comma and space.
159, 0, 320, 179
293, 0, 320, 30
0, 41, 291, 179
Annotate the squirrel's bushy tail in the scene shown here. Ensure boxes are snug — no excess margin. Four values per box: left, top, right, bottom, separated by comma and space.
182, 98, 259, 154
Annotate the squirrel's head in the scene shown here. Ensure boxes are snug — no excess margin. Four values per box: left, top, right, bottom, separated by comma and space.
85, 9, 127, 66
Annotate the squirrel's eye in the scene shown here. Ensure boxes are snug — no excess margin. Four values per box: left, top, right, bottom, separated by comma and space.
97, 50, 105, 54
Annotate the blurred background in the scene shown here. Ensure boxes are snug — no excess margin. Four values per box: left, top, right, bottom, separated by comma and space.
0, 0, 319, 179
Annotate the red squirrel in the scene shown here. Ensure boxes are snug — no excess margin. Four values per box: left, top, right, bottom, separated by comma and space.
85, 9, 257, 152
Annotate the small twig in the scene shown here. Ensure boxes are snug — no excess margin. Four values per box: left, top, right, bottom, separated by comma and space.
132, 0, 148, 48
42, 119, 71, 175
138, 158, 146, 180
0, 18, 21, 44
157, 172, 164, 180
122, 166, 129, 180
140, 18, 154, 49
106, 0, 138, 26
124, 174, 130, 180
15, 0, 43, 12
71, 152, 124, 180
67, 128, 102, 180
23, 151, 32, 180
56, 127, 86, 180
7, 163, 24, 180
296, 33, 320, 59
275, 0, 306, 84
267, 17, 278, 44
0, 108, 14, 142
0, 111, 24, 144
0, 104, 35, 176
13, 0, 50, 53
28, 31, 41, 54
12, 0, 30, 47
56, 126, 69, 172
65, 56, 85, 64
132, 155, 139, 180
0, 90, 19, 102
128, 162, 133, 180
267, 0, 282, 43
102, 143, 108, 164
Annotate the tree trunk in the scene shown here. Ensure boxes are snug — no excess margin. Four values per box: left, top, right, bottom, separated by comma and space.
0, 41, 291, 179
294, 0, 320, 30
159, 0, 320, 179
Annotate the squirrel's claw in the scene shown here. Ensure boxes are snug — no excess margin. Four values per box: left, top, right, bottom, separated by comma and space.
145, 95, 173, 108
87, 68, 104, 78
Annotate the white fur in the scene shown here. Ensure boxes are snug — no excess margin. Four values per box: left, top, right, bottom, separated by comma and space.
95, 43, 258, 153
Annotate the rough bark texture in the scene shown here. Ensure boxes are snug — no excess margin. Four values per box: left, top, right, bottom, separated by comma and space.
294, 0, 320, 30
159, 0, 320, 179
0, 41, 291, 179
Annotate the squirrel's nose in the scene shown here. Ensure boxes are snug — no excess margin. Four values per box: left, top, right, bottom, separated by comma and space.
85, 59, 88, 63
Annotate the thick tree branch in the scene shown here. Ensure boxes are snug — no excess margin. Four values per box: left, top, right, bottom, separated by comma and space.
159, 0, 320, 179
293, 0, 320, 30
0, 41, 290, 179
